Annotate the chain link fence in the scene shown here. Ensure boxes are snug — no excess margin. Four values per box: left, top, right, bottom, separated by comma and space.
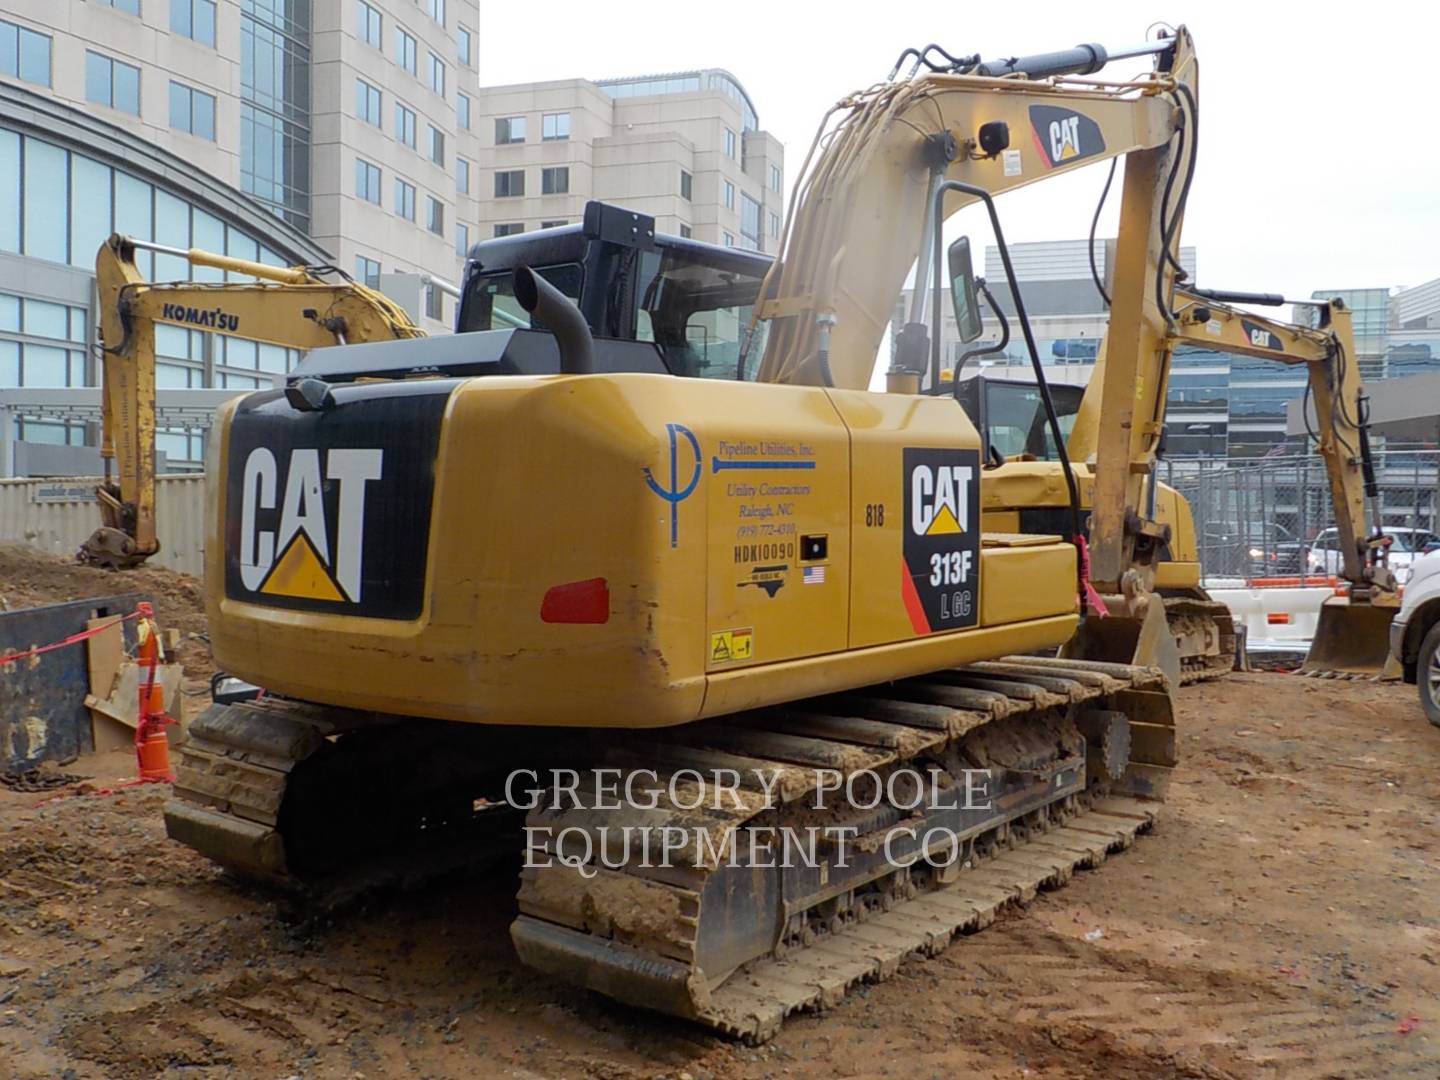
1161, 448, 1440, 584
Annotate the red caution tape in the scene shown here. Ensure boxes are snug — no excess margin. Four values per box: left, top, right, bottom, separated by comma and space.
1074, 535, 1109, 619
0, 609, 143, 667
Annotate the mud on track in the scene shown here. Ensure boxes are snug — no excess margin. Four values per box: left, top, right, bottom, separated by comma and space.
1, 672, 1437, 1078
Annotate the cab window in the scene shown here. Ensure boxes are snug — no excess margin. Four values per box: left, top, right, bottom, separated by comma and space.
635, 249, 768, 380
457, 264, 583, 331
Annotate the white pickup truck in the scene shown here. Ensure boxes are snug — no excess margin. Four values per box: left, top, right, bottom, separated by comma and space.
1388, 550, 1440, 726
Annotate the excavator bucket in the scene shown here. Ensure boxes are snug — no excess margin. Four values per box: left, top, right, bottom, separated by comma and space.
1300, 596, 1396, 677
1061, 594, 1182, 691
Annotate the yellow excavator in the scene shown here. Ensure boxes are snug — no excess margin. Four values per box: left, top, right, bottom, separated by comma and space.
77, 26, 1369, 1040
965, 283, 1397, 680
81, 234, 422, 568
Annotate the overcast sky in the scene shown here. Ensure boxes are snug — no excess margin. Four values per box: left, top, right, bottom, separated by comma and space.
478, 1, 1440, 303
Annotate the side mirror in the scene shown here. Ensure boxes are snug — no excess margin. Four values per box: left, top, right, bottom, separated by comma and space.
948, 236, 983, 344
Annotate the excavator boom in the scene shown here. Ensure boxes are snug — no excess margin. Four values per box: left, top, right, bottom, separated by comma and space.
85, 234, 422, 568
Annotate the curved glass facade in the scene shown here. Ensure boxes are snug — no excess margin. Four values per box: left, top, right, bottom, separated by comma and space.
0, 114, 317, 468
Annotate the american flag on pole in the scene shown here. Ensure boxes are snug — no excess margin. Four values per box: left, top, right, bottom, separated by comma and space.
803, 565, 826, 585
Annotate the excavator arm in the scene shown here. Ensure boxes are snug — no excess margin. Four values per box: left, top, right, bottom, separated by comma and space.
754, 36, 1194, 392
1168, 290, 1389, 594
85, 234, 423, 568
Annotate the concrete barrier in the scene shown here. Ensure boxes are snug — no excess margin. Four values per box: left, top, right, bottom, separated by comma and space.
0, 475, 207, 576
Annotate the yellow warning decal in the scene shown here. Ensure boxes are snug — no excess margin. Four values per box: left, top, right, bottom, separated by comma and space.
260, 533, 347, 603
709, 627, 754, 664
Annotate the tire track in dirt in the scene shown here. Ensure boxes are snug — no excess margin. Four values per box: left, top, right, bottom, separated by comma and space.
939, 920, 1433, 1078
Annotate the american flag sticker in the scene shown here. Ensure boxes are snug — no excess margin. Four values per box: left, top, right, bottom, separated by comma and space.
803, 565, 826, 585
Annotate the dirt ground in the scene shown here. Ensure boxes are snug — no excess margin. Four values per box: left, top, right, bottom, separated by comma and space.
0, 543, 212, 680
1, 553, 1438, 1077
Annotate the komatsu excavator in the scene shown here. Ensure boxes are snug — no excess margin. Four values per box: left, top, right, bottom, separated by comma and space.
102, 26, 1269, 1040
81, 235, 423, 568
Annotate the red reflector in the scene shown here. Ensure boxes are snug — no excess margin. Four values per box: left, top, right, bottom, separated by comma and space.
1267, 613, 1291, 625
541, 578, 610, 624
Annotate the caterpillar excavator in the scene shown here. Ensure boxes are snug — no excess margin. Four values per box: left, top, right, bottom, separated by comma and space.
161, 27, 1198, 1041
81, 235, 423, 568
92, 23, 1392, 1040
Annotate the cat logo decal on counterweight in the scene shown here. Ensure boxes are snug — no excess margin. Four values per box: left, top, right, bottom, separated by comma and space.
902, 449, 981, 634
237, 447, 382, 604
223, 383, 451, 620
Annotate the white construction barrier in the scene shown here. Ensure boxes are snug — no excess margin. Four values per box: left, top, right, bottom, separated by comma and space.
0, 475, 207, 576
1207, 579, 1334, 659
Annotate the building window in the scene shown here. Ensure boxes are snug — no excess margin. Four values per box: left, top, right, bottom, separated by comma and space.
100, 0, 141, 15
542, 112, 570, 141
428, 125, 445, 166
457, 25, 472, 66
355, 255, 380, 288
240, 0, 312, 231
455, 222, 470, 256
395, 179, 416, 220
494, 169, 524, 197
355, 78, 382, 127
85, 51, 141, 115
428, 0, 446, 26
355, 158, 382, 204
425, 284, 443, 320
494, 223, 523, 237
740, 193, 761, 250
495, 116, 526, 144
427, 53, 445, 96
169, 81, 217, 140
541, 166, 569, 195
540, 220, 567, 228
723, 181, 735, 210
396, 26, 417, 74
457, 92, 471, 129
770, 164, 782, 193
0, 20, 51, 88
356, 0, 382, 48
172, 0, 217, 47
679, 224, 692, 238
723, 231, 734, 247
769, 211, 780, 238
426, 196, 444, 235
724, 127, 736, 158
679, 169, 692, 201
395, 102, 416, 148
456, 157, 470, 194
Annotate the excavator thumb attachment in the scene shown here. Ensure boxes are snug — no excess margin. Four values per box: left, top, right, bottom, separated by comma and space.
1060, 594, 1181, 691
1300, 596, 1396, 677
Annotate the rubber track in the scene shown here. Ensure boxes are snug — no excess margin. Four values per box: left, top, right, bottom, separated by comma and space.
700, 796, 1156, 1041
511, 656, 1174, 1041
1164, 596, 1238, 685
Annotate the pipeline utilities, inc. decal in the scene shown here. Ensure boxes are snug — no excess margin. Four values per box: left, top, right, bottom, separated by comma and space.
1028, 105, 1105, 169
901, 448, 981, 634
644, 422, 702, 548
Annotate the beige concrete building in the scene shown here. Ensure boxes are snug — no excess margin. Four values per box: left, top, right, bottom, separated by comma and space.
474, 70, 784, 251
0, 0, 482, 474
2, 0, 480, 333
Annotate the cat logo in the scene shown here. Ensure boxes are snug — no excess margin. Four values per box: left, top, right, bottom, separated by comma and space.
238, 446, 382, 604
1049, 114, 1082, 162
910, 462, 973, 537
1241, 318, 1282, 351
1028, 105, 1105, 169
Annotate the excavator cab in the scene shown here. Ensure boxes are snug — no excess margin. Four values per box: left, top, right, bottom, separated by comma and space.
455, 202, 771, 382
